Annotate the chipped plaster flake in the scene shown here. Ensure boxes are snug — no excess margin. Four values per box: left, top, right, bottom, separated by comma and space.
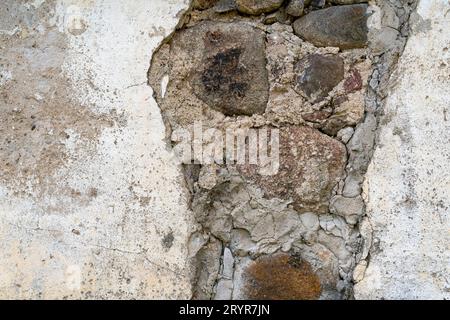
0, 0, 193, 299
355, 0, 450, 300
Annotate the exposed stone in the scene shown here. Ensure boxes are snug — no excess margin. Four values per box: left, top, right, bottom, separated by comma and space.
357, 217, 372, 261
286, 0, 304, 17
213, 0, 237, 13
193, 238, 222, 299
222, 247, 235, 279
149, 21, 269, 122
322, 91, 365, 136
214, 247, 235, 299
317, 231, 352, 263
238, 126, 347, 213
353, 260, 367, 283
262, 12, 278, 24
293, 4, 369, 49
310, 0, 325, 9
242, 253, 322, 299
367, 3, 402, 56
215, 279, 234, 299
344, 69, 363, 93
198, 164, 220, 190
190, 22, 269, 116
193, 0, 219, 10
318, 214, 350, 238
224, 184, 304, 252
300, 212, 320, 231
235, 0, 285, 15
263, 7, 292, 25
294, 54, 344, 103
328, 0, 367, 4
329, 195, 365, 225
230, 229, 257, 256
294, 243, 340, 296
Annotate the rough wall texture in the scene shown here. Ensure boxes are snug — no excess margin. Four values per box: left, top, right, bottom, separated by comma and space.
149, 0, 414, 300
355, 0, 450, 299
0, 0, 195, 299
0, 0, 448, 300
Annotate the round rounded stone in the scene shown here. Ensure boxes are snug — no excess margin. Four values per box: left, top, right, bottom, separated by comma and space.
235, 0, 285, 15
294, 53, 345, 103
190, 22, 269, 116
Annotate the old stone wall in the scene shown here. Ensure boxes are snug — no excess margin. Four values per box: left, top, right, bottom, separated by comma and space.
0, 0, 448, 300
149, 0, 419, 300
0, 0, 194, 299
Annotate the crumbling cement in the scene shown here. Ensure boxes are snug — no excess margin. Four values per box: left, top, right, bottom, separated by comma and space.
149, 0, 420, 300
0, 0, 195, 299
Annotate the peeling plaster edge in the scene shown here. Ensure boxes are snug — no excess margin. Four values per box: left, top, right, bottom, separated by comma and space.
354, 0, 419, 291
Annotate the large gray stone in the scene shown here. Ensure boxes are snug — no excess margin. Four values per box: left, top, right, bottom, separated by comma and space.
235, 0, 284, 15
286, 0, 305, 17
293, 4, 369, 49
355, 0, 450, 300
150, 21, 269, 120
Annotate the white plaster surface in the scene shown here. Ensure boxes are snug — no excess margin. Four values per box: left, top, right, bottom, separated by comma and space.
0, 0, 194, 299
1, 0, 449, 300
355, 0, 450, 299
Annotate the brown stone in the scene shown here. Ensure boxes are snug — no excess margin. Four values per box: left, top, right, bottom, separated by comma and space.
149, 21, 269, 122
190, 22, 269, 116
344, 68, 363, 93
213, 0, 237, 13
294, 54, 344, 103
235, 0, 284, 15
242, 253, 322, 300
293, 4, 369, 49
238, 126, 347, 213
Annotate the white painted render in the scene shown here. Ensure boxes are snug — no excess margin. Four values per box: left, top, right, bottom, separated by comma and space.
355, 0, 450, 299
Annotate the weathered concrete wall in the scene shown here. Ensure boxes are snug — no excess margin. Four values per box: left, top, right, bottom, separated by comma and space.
1, 0, 449, 300
149, 0, 383, 300
0, 0, 194, 299
355, 0, 450, 299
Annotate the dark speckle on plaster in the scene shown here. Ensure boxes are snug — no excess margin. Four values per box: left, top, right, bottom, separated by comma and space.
162, 231, 175, 249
